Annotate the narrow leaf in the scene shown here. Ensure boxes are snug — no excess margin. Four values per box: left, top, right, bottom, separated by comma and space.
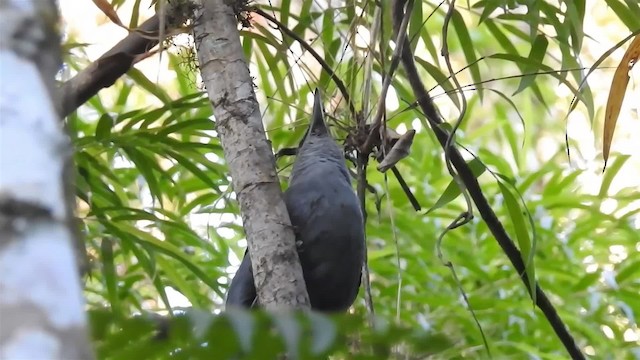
95, 113, 114, 140
514, 35, 548, 95
451, 10, 483, 98
100, 237, 120, 316
415, 58, 461, 109
603, 35, 640, 168
498, 181, 536, 302
427, 158, 486, 214
92, 0, 126, 28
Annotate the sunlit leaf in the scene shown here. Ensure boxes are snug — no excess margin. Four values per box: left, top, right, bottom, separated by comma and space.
603, 35, 640, 168
498, 181, 536, 301
427, 158, 486, 214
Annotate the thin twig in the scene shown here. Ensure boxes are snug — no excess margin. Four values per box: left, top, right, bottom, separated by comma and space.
357, 5, 383, 326
254, 7, 357, 120
357, 152, 376, 324
360, 0, 414, 155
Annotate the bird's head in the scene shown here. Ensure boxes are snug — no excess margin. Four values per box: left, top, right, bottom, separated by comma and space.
307, 88, 329, 138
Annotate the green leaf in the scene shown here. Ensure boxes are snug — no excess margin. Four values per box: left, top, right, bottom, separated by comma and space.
127, 67, 172, 104
307, 312, 336, 354
271, 312, 301, 358
155, 118, 215, 137
616, 259, 640, 284
498, 180, 536, 301
572, 272, 600, 292
514, 35, 548, 95
164, 149, 224, 191
427, 158, 487, 214
110, 222, 223, 297
489, 53, 586, 106
415, 58, 461, 109
100, 237, 120, 316
114, 81, 133, 109
451, 9, 482, 98
121, 146, 165, 205
226, 308, 256, 353
484, 20, 519, 55
95, 113, 114, 140
599, 155, 630, 197
155, 255, 199, 308
605, 0, 640, 29
475, 1, 502, 24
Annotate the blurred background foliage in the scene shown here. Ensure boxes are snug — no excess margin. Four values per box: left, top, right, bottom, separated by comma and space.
60, 0, 639, 358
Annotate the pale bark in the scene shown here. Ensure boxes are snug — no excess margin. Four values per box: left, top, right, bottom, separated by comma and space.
193, 0, 310, 310
0, 1, 94, 358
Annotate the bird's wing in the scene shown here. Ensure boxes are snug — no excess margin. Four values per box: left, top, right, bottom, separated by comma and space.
225, 249, 257, 308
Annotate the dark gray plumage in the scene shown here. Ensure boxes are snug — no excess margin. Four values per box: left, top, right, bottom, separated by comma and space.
225, 89, 365, 312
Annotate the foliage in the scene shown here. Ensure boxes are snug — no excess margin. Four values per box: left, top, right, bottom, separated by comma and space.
61, 0, 640, 358
90, 308, 453, 359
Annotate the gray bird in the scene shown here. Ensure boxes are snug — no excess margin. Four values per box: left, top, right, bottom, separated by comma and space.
225, 89, 365, 312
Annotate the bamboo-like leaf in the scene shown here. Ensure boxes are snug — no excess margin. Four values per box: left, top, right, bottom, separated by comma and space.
598, 155, 630, 197
104, 207, 220, 257
605, 0, 640, 30
77, 155, 126, 207
95, 113, 114, 140
564, 32, 640, 127
616, 259, 640, 284
127, 68, 172, 104
408, 0, 423, 49
115, 82, 133, 109
603, 35, 640, 168
111, 222, 223, 297
489, 53, 584, 105
128, 0, 142, 28
514, 35, 548, 95
451, 10, 483, 98
164, 149, 224, 191
181, 192, 223, 216
121, 146, 165, 205
566, 0, 585, 55
474, 1, 501, 24
427, 158, 486, 214
484, 20, 519, 55
415, 58, 460, 109
280, 0, 292, 27
122, 240, 173, 314
92, 0, 126, 29
155, 255, 202, 308
321, 8, 335, 57
498, 180, 536, 302
155, 118, 215, 137
120, 107, 166, 132
100, 237, 120, 316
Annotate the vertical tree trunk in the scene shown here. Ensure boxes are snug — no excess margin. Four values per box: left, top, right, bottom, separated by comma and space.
193, 0, 310, 309
0, 1, 94, 358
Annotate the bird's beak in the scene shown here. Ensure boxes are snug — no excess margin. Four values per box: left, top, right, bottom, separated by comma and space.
310, 88, 328, 136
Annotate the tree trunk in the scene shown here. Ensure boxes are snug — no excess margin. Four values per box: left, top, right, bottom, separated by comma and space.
0, 1, 94, 359
193, 0, 310, 310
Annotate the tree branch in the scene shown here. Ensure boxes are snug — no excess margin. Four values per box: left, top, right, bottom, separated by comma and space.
58, 15, 163, 117
391, 1, 585, 359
